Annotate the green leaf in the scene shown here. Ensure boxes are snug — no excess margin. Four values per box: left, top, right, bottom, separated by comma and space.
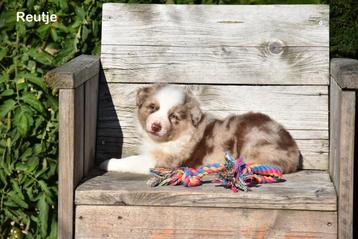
92, 20, 99, 37
0, 73, 9, 83
37, 193, 49, 237
38, 180, 50, 195
26, 0, 35, 10
3, 199, 18, 207
20, 147, 33, 160
0, 89, 14, 97
28, 49, 53, 65
48, 216, 58, 239
50, 28, 58, 42
20, 73, 48, 93
26, 186, 35, 201
35, 159, 48, 178
47, 161, 57, 178
75, 6, 86, 19
21, 93, 45, 114
7, 191, 29, 208
0, 169, 7, 185
58, 0, 69, 11
54, 37, 78, 65
17, 156, 39, 173
0, 10, 17, 30
0, 48, 7, 61
33, 144, 43, 154
27, 60, 36, 72
14, 109, 32, 137
37, 24, 50, 40
82, 25, 90, 42
0, 99, 16, 118
11, 181, 25, 200
16, 21, 26, 38
52, 22, 68, 32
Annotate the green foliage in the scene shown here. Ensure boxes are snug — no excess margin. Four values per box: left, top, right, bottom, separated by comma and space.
322, 0, 358, 58
0, 0, 103, 237
0, 0, 356, 238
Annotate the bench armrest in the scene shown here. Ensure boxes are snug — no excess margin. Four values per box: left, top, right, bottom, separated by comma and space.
45, 54, 100, 239
330, 58, 356, 239
45, 55, 100, 89
331, 58, 358, 90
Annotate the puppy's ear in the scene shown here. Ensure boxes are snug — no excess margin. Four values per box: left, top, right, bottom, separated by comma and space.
191, 105, 203, 127
136, 86, 152, 107
186, 96, 203, 127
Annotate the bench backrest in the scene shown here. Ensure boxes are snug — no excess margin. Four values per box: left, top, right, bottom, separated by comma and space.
97, 4, 329, 170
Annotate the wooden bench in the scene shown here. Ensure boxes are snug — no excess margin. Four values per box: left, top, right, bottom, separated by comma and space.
45, 4, 357, 239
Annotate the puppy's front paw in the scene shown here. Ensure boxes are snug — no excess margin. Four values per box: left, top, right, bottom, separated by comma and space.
99, 158, 117, 171
98, 156, 154, 174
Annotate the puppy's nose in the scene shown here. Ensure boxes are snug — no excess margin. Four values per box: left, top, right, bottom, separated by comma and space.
151, 122, 162, 132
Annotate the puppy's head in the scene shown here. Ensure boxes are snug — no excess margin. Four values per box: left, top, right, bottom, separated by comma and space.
136, 84, 203, 143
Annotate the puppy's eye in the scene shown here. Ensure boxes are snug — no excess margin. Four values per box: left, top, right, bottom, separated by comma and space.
147, 103, 158, 112
169, 113, 180, 121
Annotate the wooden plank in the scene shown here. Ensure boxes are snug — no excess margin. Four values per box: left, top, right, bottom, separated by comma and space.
95, 139, 328, 170
75, 205, 337, 239
331, 58, 358, 90
58, 87, 87, 238
58, 89, 75, 239
101, 4, 329, 85
338, 91, 355, 239
102, 46, 328, 85
75, 170, 336, 211
84, 75, 99, 176
329, 77, 342, 192
99, 84, 328, 130
102, 4, 329, 47
96, 84, 329, 169
45, 55, 99, 89
97, 127, 328, 140
74, 85, 84, 186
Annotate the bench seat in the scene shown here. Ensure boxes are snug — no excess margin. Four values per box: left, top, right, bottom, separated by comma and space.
74, 170, 337, 238
75, 170, 336, 211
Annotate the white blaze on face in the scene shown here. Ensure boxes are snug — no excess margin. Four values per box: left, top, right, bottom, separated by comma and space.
146, 85, 185, 137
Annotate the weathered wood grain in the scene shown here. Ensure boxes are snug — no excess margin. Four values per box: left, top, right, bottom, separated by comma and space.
84, 75, 99, 176
101, 4, 329, 85
338, 91, 355, 239
96, 84, 329, 169
96, 139, 329, 171
331, 58, 358, 89
75, 170, 336, 211
98, 84, 328, 129
45, 55, 99, 89
101, 46, 329, 85
75, 205, 337, 239
102, 4, 329, 46
329, 77, 342, 193
74, 85, 84, 186
58, 89, 75, 239
53, 55, 100, 239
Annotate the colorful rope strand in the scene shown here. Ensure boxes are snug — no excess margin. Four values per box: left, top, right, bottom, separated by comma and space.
147, 152, 285, 192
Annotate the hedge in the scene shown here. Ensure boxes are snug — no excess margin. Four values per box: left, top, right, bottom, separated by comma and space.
0, 0, 356, 238
0, 0, 103, 237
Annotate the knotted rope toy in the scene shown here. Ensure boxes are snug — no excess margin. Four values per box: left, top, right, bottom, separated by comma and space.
147, 152, 285, 192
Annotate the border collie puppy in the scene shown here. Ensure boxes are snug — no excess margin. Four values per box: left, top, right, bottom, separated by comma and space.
100, 84, 300, 174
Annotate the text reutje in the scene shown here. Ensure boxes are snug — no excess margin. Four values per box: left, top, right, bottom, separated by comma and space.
17, 12, 57, 24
